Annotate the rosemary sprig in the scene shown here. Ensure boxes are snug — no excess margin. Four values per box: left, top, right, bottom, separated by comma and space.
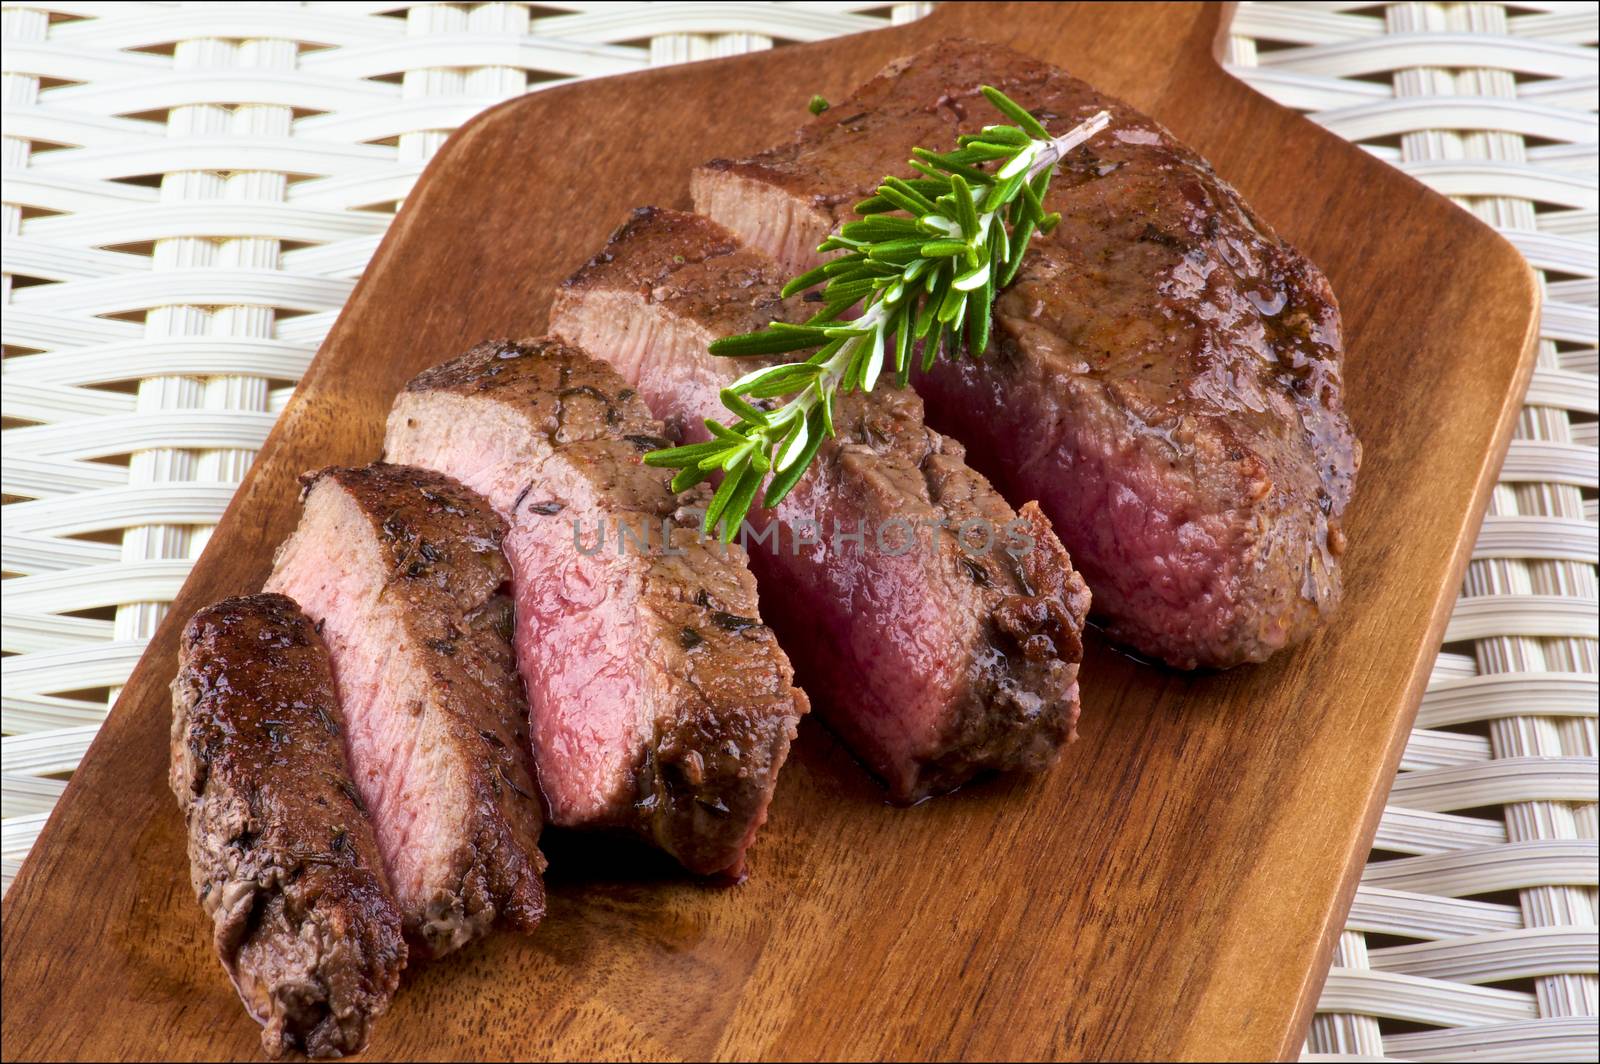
647, 86, 1111, 541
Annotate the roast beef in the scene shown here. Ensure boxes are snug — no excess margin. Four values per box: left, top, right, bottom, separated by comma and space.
170, 593, 405, 1059
384, 338, 808, 876
550, 207, 1089, 801
265, 464, 545, 956
693, 39, 1360, 669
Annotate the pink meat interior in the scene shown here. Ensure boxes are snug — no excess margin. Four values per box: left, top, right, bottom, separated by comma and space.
690, 167, 831, 277
385, 395, 650, 824
265, 483, 465, 914
916, 358, 1260, 665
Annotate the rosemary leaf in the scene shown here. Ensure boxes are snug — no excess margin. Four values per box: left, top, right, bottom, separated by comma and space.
720, 389, 771, 427
1001, 216, 1037, 287
779, 262, 833, 298
920, 239, 968, 259
937, 279, 967, 323
763, 405, 829, 508
710, 328, 827, 356
704, 418, 749, 443
643, 440, 726, 467
958, 140, 1021, 160
672, 465, 712, 493
873, 185, 935, 217
979, 124, 1031, 146
744, 364, 822, 399
952, 259, 991, 292
921, 321, 943, 372
950, 173, 982, 242
822, 276, 878, 304
880, 177, 939, 214
1017, 177, 1047, 225
980, 85, 1050, 139
902, 177, 954, 198
840, 216, 924, 241
866, 237, 928, 265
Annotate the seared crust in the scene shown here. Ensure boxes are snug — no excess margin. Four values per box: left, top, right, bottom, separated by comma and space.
397, 339, 808, 874
557, 208, 1089, 799
296, 464, 546, 952
563, 206, 787, 344
692, 39, 1359, 669
403, 338, 678, 515
171, 593, 405, 1059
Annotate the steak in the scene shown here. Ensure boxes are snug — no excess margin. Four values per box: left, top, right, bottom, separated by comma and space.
384, 338, 808, 876
693, 39, 1360, 669
170, 593, 405, 1059
265, 464, 545, 956
551, 207, 1089, 802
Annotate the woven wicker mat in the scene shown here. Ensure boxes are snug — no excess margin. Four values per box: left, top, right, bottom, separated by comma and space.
2, 3, 1595, 1060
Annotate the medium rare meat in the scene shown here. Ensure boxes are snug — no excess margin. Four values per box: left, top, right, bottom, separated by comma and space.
265, 464, 545, 956
384, 338, 807, 876
170, 593, 405, 1059
550, 207, 1089, 801
693, 39, 1360, 669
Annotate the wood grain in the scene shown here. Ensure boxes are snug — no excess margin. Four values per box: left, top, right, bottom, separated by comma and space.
0, 4, 1539, 1060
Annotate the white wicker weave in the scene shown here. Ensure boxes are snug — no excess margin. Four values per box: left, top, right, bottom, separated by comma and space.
2, 3, 1595, 1060
1227, 5, 1599, 1060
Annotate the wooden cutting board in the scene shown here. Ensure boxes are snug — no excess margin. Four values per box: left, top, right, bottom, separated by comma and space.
0, 3, 1539, 1060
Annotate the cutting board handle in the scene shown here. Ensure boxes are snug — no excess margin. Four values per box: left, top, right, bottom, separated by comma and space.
907, 1, 1235, 93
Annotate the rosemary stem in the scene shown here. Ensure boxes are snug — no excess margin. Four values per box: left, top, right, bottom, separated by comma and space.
1027, 110, 1113, 181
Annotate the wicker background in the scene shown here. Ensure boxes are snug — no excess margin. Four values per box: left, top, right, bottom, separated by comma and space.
2, 3, 1595, 1060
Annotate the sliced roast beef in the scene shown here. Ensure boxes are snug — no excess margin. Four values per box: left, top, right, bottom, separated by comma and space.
383, 338, 807, 876
550, 207, 1089, 801
265, 464, 545, 957
693, 39, 1359, 669
171, 593, 405, 1059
